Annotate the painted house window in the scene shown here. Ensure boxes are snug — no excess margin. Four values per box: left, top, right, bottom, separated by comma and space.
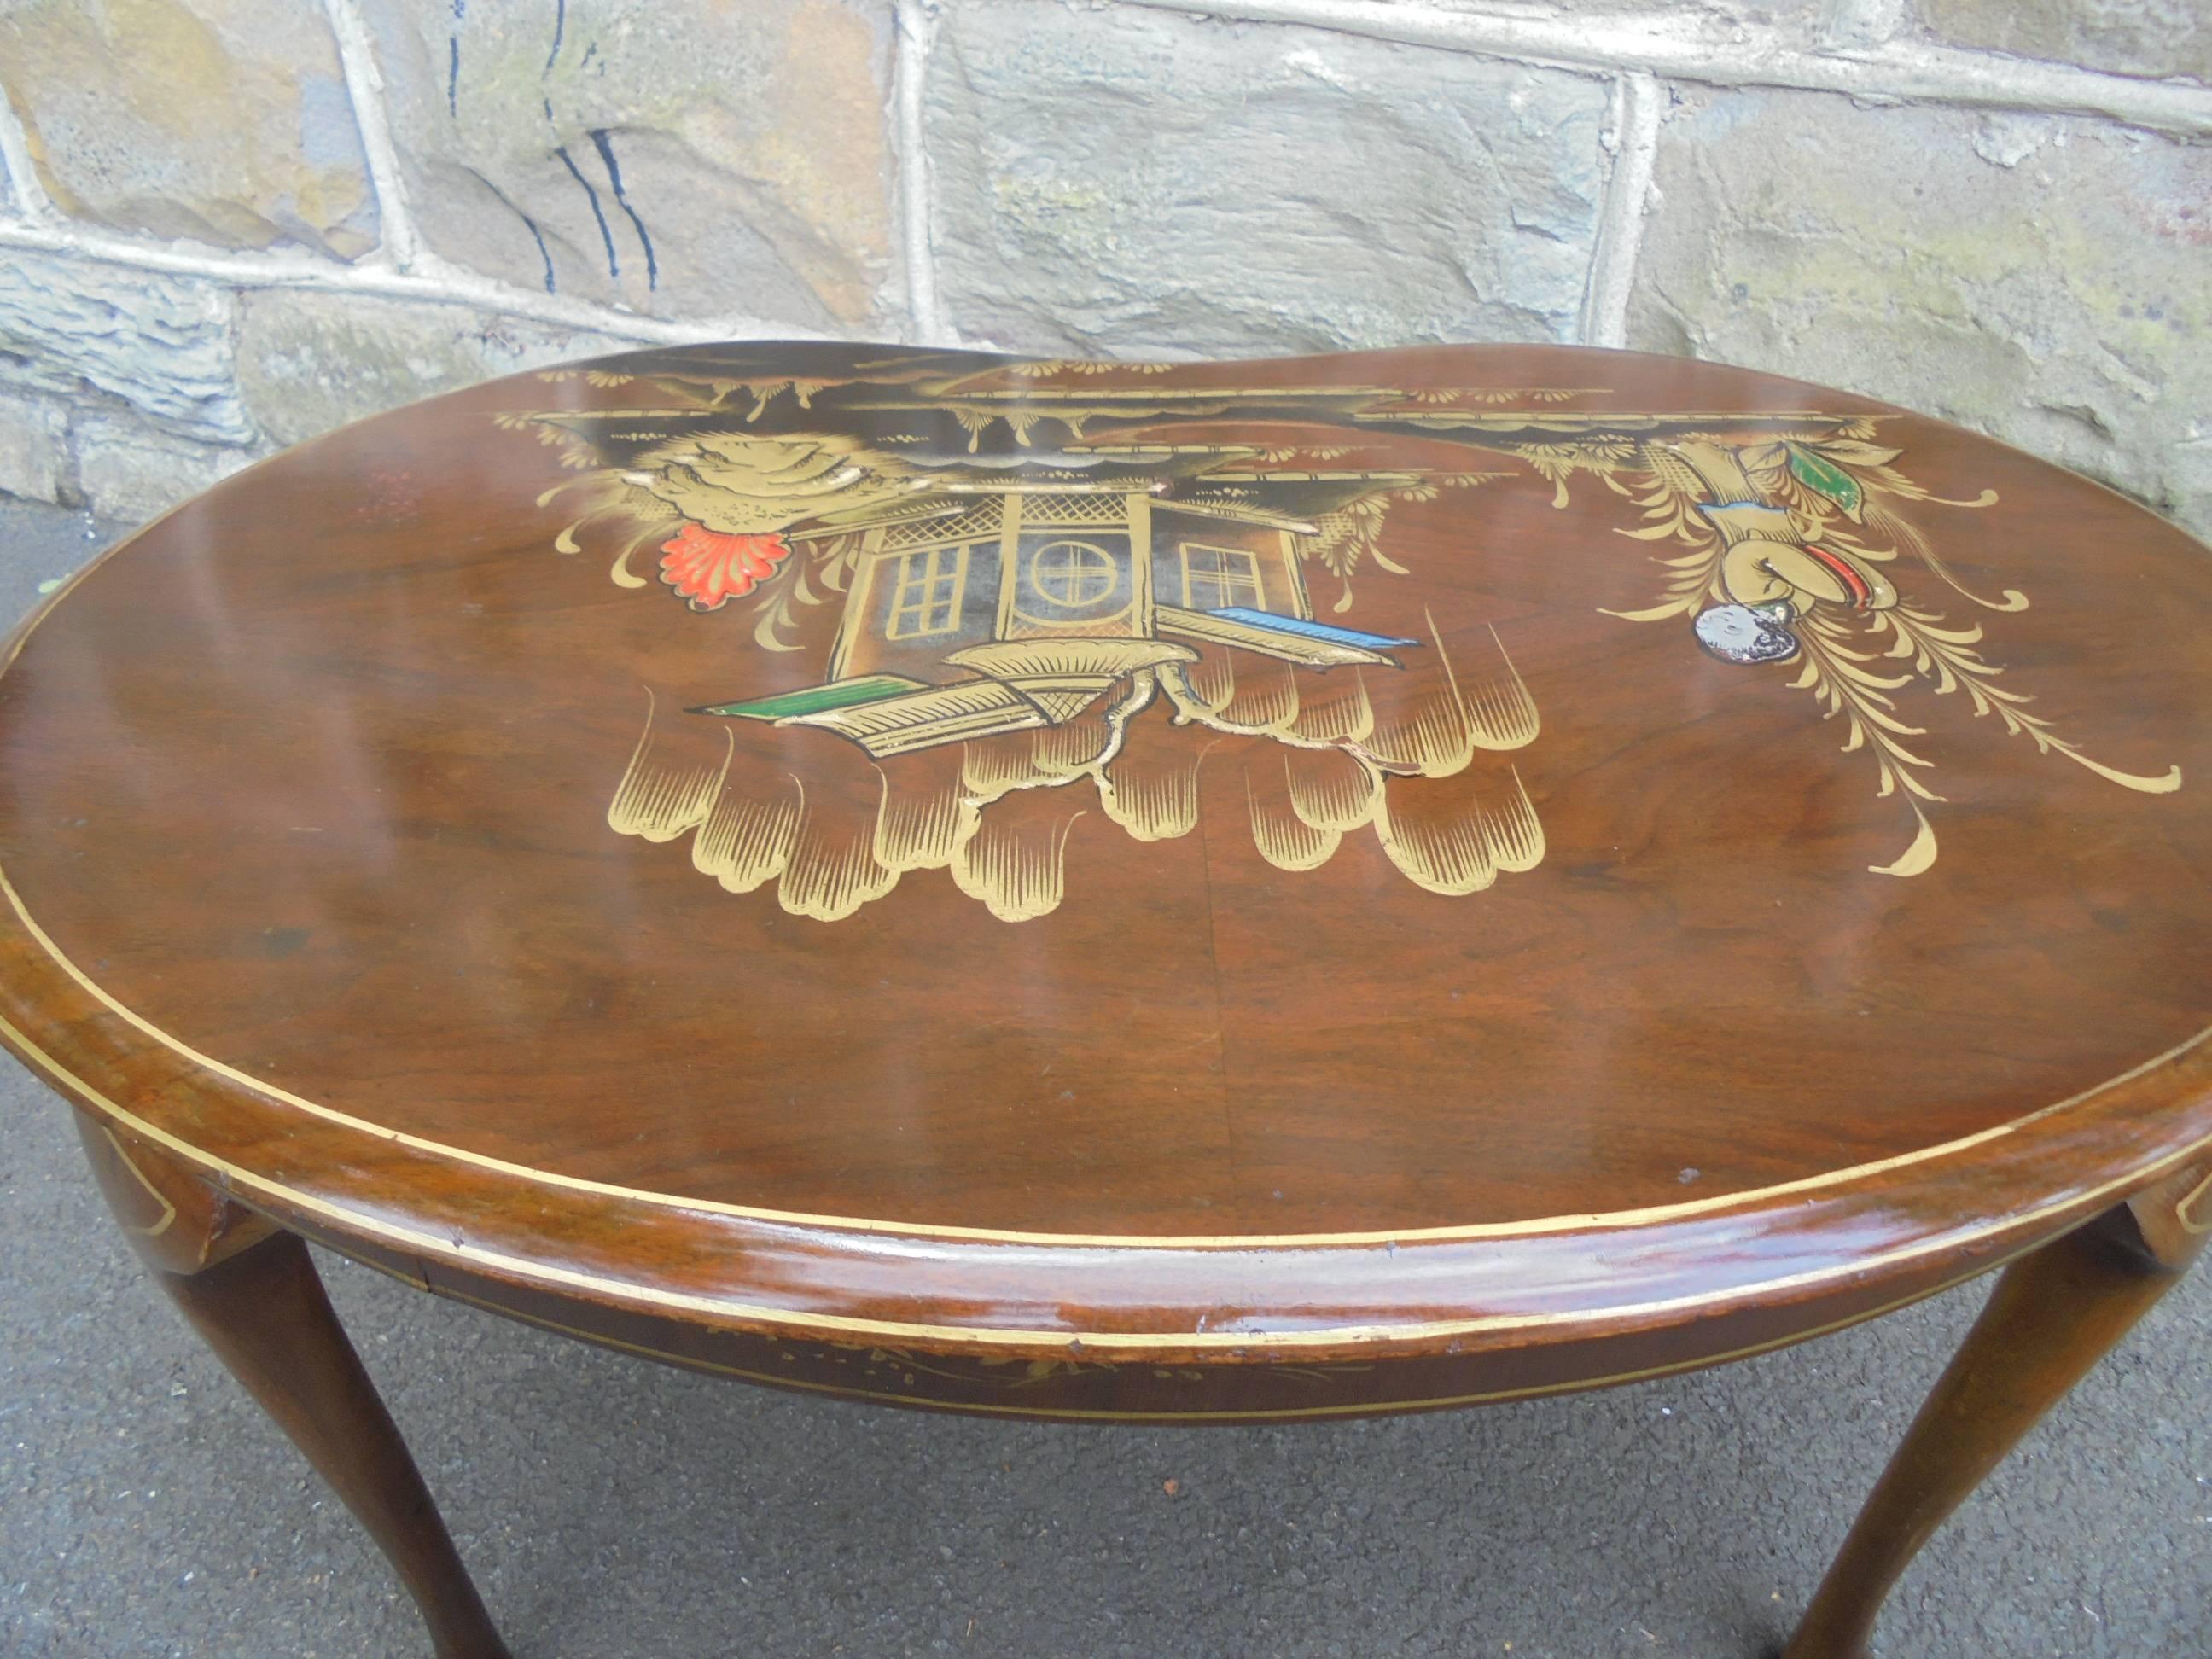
1179, 543, 1263, 611
885, 545, 969, 639
1028, 539, 1119, 608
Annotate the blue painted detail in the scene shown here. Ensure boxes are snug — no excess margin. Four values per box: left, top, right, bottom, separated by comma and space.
1207, 608, 1420, 650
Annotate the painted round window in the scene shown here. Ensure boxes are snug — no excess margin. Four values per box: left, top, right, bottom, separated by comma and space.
1028, 540, 1118, 607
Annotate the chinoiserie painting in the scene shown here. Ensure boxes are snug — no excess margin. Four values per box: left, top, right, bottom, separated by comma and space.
504, 347, 2176, 923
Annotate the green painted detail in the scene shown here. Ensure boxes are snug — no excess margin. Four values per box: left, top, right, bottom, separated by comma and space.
1786, 445, 1864, 519
693, 674, 923, 721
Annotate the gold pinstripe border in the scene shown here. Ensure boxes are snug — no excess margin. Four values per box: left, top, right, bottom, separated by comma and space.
345, 1237, 2035, 1423
12, 1006, 2209, 1352
3, 864, 2207, 1251
2179, 1166, 2212, 1234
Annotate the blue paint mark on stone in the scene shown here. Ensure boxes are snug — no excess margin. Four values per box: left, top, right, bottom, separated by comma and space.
469, 168, 556, 294
555, 141, 620, 280
591, 129, 659, 292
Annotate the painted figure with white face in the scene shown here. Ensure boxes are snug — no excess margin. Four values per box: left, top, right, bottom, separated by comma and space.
1690, 501, 1897, 666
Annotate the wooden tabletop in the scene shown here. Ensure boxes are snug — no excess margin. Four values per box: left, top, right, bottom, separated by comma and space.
3, 342, 2207, 1366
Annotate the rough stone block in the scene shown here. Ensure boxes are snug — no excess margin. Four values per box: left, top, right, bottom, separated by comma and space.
0, 0, 379, 259
0, 251, 252, 445
1627, 90, 2212, 539
1912, 0, 2211, 86
355, 0, 899, 329
236, 289, 646, 446
73, 414, 260, 527
924, 3, 1610, 358
0, 393, 70, 504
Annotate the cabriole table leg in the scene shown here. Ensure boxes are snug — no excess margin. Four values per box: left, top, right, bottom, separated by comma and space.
1784, 1159, 2211, 1659
75, 1115, 511, 1659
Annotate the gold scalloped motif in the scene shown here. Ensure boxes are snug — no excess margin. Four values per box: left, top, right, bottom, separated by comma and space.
691, 778, 800, 894
952, 795, 1085, 923
606, 707, 725, 844
1245, 762, 1340, 872
871, 761, 966, 874
1096, 744, 1205, 843
1284, 747, 1382, 833
1372, 768, 1547, 896
778, 800, 899, 923
601, 608, 1546, 924
1286, 672, 1376, 746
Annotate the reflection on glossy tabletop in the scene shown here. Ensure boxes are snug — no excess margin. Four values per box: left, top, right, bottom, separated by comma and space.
3, 343, 2207, 1657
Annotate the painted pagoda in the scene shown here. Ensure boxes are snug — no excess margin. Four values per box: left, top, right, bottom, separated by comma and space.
696, 472, 1422, 759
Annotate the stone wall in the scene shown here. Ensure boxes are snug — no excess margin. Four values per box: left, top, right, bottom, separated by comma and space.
0, 0, 2206, 534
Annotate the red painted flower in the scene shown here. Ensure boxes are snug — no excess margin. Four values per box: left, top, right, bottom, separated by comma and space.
658, 522, 791, 610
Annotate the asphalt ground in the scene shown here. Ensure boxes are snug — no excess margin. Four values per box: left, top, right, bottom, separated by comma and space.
0, 497, 2205, 1658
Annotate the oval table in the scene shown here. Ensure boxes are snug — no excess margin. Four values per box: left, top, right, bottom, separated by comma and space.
3, 343, 2206, 1657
